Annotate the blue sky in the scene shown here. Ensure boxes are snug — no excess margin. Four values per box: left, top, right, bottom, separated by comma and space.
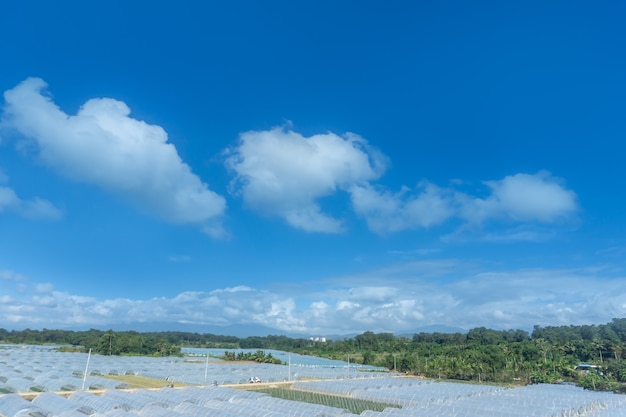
0, 1, 625, 337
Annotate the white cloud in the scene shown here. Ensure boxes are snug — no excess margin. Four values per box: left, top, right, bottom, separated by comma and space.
224, 125, 576, 237
0, 186, 19, 211
460, 171, 578, 223
0, 185, 62, 220
2, 262, 625, 335
348, 286, 398, 302
351, 171, 577, 236
350, 182, 456, 233
225, 126, 387, 233
0, 270, 25, 282
2, 78, 226, 229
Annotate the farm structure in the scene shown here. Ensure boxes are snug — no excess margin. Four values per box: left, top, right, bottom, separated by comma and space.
1, 345, 626, 416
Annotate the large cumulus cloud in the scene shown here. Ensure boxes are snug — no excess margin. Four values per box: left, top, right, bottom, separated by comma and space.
2, 78, 226, 234
225, 127, 387, 233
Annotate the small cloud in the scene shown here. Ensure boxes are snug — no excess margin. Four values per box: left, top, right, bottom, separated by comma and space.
33, 283, 54, 293
442, 225, 557, 244
596, 246, 626, 258
202, 223, 231, 240
221, 286, 254, 293
348, 286, 398, 302
461, 171, 578, 224
0, 270, 25, 282
350, 182, 455, 234
0, 186, 62, 220
20, 196, 63, 220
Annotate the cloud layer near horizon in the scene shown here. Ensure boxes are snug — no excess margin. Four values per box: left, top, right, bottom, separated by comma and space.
1, 78, 226, 234
2, 263, 624, 335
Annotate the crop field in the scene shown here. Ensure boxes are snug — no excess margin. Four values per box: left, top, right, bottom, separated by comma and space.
103, 374, 186, 389
251, 386, 401, 414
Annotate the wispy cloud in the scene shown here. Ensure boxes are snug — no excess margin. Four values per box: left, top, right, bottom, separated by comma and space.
1, 78, 226, 233
0, 185, 62, 220
0, 164, 61, 220
350, 182, 456, 233
388, 248, 442, 257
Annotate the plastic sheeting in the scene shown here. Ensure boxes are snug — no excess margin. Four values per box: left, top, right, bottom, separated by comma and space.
2, 382, 626, 417
0, 344, 388, 391
2, 345, 626, 417
0, 393, 49, 417
32, 392, 95, 415
294, 379, 626, 417
69, 391, 133, 413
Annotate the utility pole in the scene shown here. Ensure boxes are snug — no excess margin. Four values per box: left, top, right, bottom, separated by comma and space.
81, 349, 92, 391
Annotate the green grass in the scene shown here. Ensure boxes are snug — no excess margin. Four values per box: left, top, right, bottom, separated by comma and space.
102, 374, 188, 389
251, 387, 400, 414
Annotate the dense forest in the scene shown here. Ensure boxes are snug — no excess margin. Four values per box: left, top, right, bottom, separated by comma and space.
2, 318, 626, 392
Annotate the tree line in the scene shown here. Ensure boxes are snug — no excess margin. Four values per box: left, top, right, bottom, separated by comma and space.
0, 328, 181, 357
2, 318, 626, 391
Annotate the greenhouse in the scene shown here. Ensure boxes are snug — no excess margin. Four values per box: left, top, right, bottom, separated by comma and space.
293, 378, 626, 417
2, 345, 626, 416
69, 391, 133, 413
0, 345, 387, 390
0, 393, 48, 417
31, 391, 95, 415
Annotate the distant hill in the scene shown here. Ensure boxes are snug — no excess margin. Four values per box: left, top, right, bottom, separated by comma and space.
311, 325, 468, 341
397, 324, 467, 338
59, 322, 284, 338
26, 322, 467, 340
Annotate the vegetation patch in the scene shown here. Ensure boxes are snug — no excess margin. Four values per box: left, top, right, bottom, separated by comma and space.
250, 387, 400, 414
103, 374, 188, 389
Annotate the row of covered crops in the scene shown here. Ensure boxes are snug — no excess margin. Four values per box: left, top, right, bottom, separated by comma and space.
1, 378, 626, 417
293, 378, 626, 417
1, 385, 355, 417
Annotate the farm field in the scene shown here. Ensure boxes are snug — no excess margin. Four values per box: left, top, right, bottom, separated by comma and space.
1, 344, 626, 416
